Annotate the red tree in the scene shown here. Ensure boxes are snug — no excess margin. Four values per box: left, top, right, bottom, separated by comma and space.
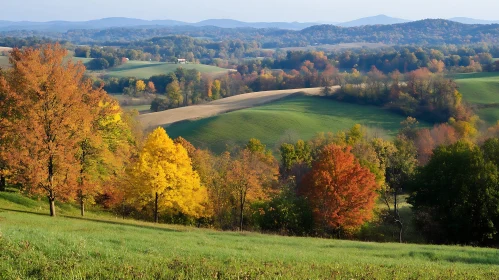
300, 144, 378, 233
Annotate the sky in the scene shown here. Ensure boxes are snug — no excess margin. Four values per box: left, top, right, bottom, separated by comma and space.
1, 0, 499, 22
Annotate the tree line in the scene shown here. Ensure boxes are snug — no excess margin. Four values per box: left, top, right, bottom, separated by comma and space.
5, 19, 499, 47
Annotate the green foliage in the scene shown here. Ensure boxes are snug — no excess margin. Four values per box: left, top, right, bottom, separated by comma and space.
409, 141, 499, 245
252, 187, 313, 236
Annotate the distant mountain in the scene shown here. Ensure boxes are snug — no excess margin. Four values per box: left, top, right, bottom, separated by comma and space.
337, 15, 411, 27
0, 18, 318, 32
449, 17, 499, 24
194, 19, 317, 30
3, 15, 499, 34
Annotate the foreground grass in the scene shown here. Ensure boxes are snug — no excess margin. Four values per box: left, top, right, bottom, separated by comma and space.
167, 95, 426, 152
102, 61, 229, 79
1, 193, 499, 279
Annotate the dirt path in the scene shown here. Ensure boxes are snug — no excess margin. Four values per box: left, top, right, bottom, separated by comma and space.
138, 87, 335, 129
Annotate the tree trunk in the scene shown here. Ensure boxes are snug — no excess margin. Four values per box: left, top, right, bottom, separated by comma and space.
239, 191, 244, 231
154, 192, 159, 223
80, 197, 85, 217
394, 191, 403, 243
49, 196, 56, 217
0, 175, 6, 192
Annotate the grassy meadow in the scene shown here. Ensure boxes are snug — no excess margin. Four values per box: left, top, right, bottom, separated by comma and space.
166, 95, 425, 152
454, 72, 499, 124
102, 61, 229, 79
0, 56, 10, 68
1, 191, 499, 279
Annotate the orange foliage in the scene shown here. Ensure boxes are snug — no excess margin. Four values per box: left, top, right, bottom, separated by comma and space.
300, 144, 378, 232
415, 124, 459, 164
5, 44, 108, 216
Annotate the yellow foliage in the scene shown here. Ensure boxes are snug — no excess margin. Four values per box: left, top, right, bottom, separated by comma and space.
135, 80, 146, 92
126, 127, 208, 218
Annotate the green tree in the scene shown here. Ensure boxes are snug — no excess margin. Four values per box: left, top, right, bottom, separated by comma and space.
166, 78, 183, 107
409, 141, 499, 245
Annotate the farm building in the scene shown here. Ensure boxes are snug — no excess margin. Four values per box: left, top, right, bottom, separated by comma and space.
177, 58, 186, 64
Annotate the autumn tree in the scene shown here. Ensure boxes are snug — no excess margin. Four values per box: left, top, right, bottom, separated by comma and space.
5, 44, 106, 216
126, 127, 208, 223
135, 80, 146, 94
166, 78, 183, 107
212, 80, 221, 100
228, 140, 278, 230
0, 73, 19, 191
300, 144, 378, 235
146, 81, 156, 94
76, 97, 136, 216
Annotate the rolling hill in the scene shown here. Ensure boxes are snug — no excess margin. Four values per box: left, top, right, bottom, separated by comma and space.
102, 61, 229, 79
454, 72, 499, 125
1, 191, 498, 279
165, 95, 424, 152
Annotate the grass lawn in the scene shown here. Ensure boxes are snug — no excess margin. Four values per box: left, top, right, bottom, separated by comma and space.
166, 95, 427, 153
454, 72, 499, 125
102, 61, 229, 79
1, 191, 498, 279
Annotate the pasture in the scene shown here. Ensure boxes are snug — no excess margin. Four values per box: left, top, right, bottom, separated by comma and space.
102, 61, 229, 79
166, 95, 420, 152
0, 191, 498, 279
454, 72, 499, 125
0, 56, 9, 68
139, 88, 324, 129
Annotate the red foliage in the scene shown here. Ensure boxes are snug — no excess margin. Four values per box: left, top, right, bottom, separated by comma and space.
415, 124, 459, 164
300, 144, 378, 231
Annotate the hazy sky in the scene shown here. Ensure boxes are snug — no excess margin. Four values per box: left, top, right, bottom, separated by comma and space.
2, 0, 499, 22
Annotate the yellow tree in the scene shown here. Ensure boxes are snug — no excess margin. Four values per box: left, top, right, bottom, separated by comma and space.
135, 80, 146, 94
5, 44, 103, 216
127, 127, 208, 223
212, 80, 221, 100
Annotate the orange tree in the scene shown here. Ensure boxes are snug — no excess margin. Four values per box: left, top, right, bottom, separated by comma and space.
300, 144, 379, 235
5, 44, 111, 216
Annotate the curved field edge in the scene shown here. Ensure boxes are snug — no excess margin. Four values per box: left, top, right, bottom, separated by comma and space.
1, 206, 498, 279
138, 88, 323, 129
454, 72, 499, 125
166, 95, 425, 153
102, 61, 229, 79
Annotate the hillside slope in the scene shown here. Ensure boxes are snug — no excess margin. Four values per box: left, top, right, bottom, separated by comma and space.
138, 88, 324, 129
165, 95, 424, 152
1, 191, 498, 279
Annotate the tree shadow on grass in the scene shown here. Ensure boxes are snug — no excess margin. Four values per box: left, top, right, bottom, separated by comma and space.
0, 207, 180, 233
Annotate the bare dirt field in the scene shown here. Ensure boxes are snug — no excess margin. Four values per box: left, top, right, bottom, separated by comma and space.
138, 87, 335, 129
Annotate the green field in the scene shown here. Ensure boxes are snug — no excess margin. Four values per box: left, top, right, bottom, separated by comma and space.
166, 96, 424, 152
0, 56, 9, 68
103, 61, 229, 79
1, 191, 499, 279
454, 72, 499, 125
